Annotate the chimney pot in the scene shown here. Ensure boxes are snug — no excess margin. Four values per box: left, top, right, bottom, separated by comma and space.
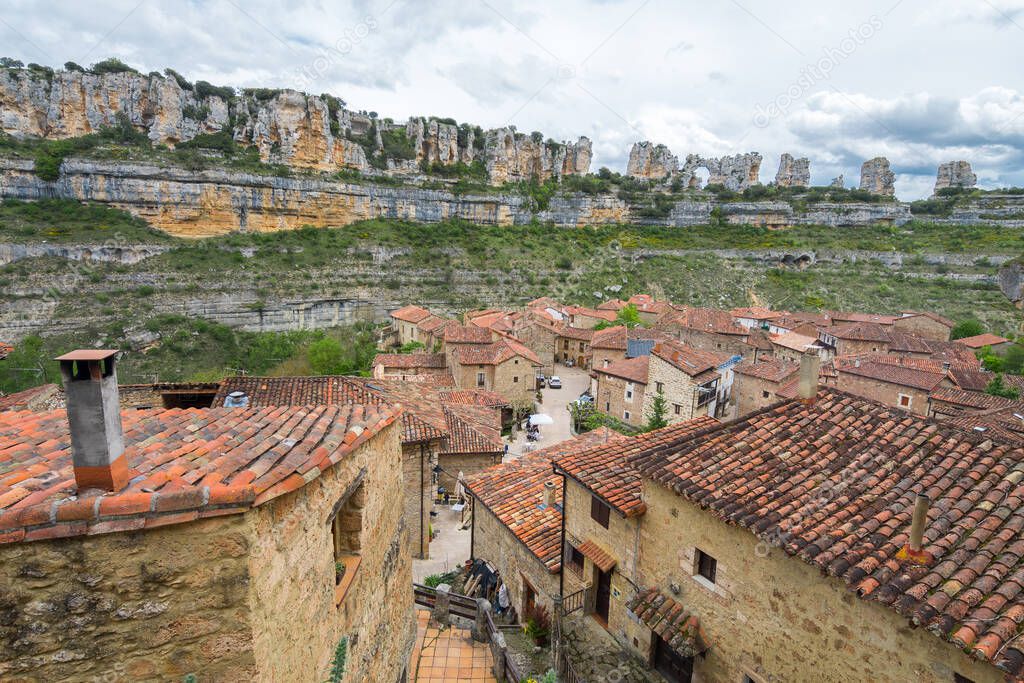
908, 494, 930, 553
543, 480, 557, 507
56, 350, 128, 492
798, 352, 820, 403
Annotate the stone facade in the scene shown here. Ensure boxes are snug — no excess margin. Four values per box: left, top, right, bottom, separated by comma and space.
517, 322, 558, 373
555, 336, 590, 368
437, 451, 502, 495
892, 314, 952, 341
732, 372, 785, 417
0, 423, 413, 683
594, 371, 647, 427
404, 441, 439, 560
471, 501, 560, 616
642, 354, 717, 424
833, 369, 948, 416
617, 481, 1000, 683
452, 355, 537, 405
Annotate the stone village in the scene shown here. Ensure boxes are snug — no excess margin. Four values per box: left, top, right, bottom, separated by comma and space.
3, 293, 1024, 682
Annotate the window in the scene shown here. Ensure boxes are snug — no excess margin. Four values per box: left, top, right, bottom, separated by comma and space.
513, 376, 519, 383
696, 380, 718, 408
954, 674, 976, 683
673, 404, 681, 415
624, 410, 631, 420
603, 359, 610, 368
695, 548, 717, 584
762, 390, 770, 399
605, 402, 611, 412
625, 383, 634, 401
514, 359, 519, 364
477, 372, 486, 387
330, 482, 365, 606
590, 495, 610, 528
898, 394, 912, 409
655, 381, 664, 393
568, 544, 585, 576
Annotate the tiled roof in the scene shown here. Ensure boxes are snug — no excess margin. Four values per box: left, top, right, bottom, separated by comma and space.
595, 356, 649, 384
626, 588, 707, 658
372, 353, 447, 369
464, 428, 620, 572
453, 338, 541, 366
437, 389, 509, 408
929, 387, 1017, 413
734, 359, 799, 383
466, 310, 519, 331
629, 388, 1024, 675
444, 324, 493, 344
743, 327, 775, 351
827, 322, 893, 342
886, 331, 936, 355
730, 306, 786, 321
442, 405, 502, 454
0, 384, 61, 412
568, 306, 617, 322
596, 299, 627, 311
956, 333, 1012, 349
577, 539, 617, 572
557, 325, 594, 341
899, 311, 955, 328
417, 314, 448, 334
651, 340, 731, 378
591, 325, 628, 350
834, 356, 949, 391
658, 307, 748, 336
553, 417, 718, 517
770, 331, 820, 353
0, 404, 398, 544
391, 304, 432, 323
828, 311, 898, 325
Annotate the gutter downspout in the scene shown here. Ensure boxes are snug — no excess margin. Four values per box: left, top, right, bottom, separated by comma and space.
558, 470, 567, 600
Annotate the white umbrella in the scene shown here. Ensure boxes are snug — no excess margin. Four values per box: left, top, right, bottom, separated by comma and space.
529, 414, 554, 426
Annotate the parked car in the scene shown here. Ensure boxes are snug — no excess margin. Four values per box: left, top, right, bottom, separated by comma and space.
536, 375, 546, 389
577, 391, 593, 403
548, 376, 562, 389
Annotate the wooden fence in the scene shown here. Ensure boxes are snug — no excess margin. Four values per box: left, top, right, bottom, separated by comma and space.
413, 583, 525, 683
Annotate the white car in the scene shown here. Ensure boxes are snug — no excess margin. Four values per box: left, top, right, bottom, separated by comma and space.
548, 376, 562, 389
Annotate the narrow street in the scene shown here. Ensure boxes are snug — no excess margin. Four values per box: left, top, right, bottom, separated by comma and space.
507, 365, 592, 459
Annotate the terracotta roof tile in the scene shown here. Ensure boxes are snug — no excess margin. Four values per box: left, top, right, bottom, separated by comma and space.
827, 321, 893, 342
453, 338, 541, 366
577, 539, 617, 572
899, 311, 956, 328
553, 418, 718, 517
834, 356, 949, 391
658, 307, 748, 336
0, 404, 398, 544
390, 304, 433, 323
651, 340, 732, 377
444, 324, 494, 345
956, 333, 1012, 349
734, 359, 799, 383
595, 356, 649, 384
372, 353, 447, 369
771, 331, 822, 354
628, 388, 1024, 676
442, 405, 502, 454
0, 384, 61, 412
730, 306, 786, 321
437, 389, 510, 408
591, 326, 628, 351
464, 428, 621, 571
417, 315, 449, 334
627, 588, 707, 658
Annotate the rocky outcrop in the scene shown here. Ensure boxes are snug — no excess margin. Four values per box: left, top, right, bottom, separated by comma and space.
0, 65, 588, 185
859, 157, 895, 196
679, 152, 763, 191
830, 175, 845, 188
999, 259, 1024, 308
484, 129, 591, 184
775, 153, 810, 188
935, 161, 977, 193
626, 142, 678, 180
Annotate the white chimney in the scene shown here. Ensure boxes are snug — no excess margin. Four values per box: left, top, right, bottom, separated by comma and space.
798, 352, 820, 403
543, 481, 557, 507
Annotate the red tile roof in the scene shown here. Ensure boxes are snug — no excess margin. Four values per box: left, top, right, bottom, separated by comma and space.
444, 324, 494, 345
834, 356, 949, 392
417, 315, 448, 334
658, 307, 748, 336
464, 428, 622, 572
956, 333, 1012, 349
733, 359, 799, 383
437, 389, 509, 408
594, 356, 649, 384
577, 539, 616, 572
372, 353, 447, 369
730, 306, 786, 321
827, 321, 893, 342
770, 331, 820, 354
567, 307, 617, 322
929, 387, 1020, 413
553, 417, 718, 517
627, 588, 707, 658
591, 325, 628, 351
0, 384, 61, 412
453, 338, 541, 366
828, 311, 898, 325
442, 405, 502, 454
390, 304, 432, 323
213, 375, 378, 407
898, 311, 955, 328
0, 404, 399, 544
596, 299, 627, 311
629, 388, 1024, 676
557, 325, 594, 342
651, 341, 731, 378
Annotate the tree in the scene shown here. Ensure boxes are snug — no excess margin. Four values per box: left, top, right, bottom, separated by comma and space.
950, 319, 984, 340
616, 303, 642, 328
593, 320, 613, 331
307, 337, 345, 374
985, 374, 1020, 399
398, 340, 426, 354
644, 391, 668, 431
1004, 344, 1024, 375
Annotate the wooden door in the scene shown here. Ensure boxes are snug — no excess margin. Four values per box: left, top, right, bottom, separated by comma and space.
653, 635, 693, 682
595, 568, 611, 623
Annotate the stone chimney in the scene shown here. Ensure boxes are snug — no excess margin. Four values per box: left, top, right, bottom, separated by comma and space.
798, 352, 820, 403
543, 480, 557, 507
56, 350, 129, 492
897, 494, 933, 564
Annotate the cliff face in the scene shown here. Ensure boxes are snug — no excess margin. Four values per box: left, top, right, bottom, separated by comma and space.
0, 67, 589, 185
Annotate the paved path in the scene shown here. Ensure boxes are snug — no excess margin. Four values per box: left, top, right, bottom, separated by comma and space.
508, 365, 591, 459
412, 608, 496, 682
413, 504, 471, 583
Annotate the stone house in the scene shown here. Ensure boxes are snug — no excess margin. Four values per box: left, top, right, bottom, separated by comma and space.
657, 308, 762, 361
214, 375, 500, 561
442, 323, 496, 368
0, 351, 413, 682
371, 352, 449, 381
643, 341, 733, 423
827, 310, 898, 327
464, 428, 624, 619
627, 294, 670, 325
590, 325, 629, 371
415, 314, 450, 351
894, 311, 955, 341
770, 330, 829, 362
435, 403, 504, 495
731, 359, 799, 417
818, 321, 893, 357
450, 337, 542, 404
516, 319, 561, 373
612, 383, 1017, 683
555, 325, 593, 369
729, 306, 786, 330
831, 355, 959, 415
593, 355, 649, 427
956, 332, 1014, 354
566, 306, 617, 329
390, 304, 433, 347
552, 418, 718, 638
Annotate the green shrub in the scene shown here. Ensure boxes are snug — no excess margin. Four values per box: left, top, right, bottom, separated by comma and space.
163, 68, 192, 90
194, 80, 235, 100
90, 57, 139, 75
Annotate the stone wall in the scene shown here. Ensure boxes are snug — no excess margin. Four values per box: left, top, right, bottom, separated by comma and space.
833, 371, 937, 416
402, 441, 437, 560
732, 372, 782, 418
470, 499, 559, 616
438, 452, 502, 495
247, 421, 413, 683
594, 372, 646, 427
0, 515, 257, 681
624, 481, 1003, 683
891, 315, 951, 341
642, 354, 713, 425
492, 357, 537, 404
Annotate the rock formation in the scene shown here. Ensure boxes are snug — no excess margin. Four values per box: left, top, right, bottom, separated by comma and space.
678, 152, 762, 191
830, 175, 845, 188
626, 142, 678, 180
935, 161, 977, 193
999, 259, 1024, 309
0, 64, 589, 185
859, 157, 896, 196
775, 153, 810, 188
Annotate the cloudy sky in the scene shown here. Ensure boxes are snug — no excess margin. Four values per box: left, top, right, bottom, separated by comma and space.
3, 0, 1023, 198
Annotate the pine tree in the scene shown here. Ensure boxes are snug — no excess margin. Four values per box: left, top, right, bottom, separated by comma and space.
645, 391, 668, 431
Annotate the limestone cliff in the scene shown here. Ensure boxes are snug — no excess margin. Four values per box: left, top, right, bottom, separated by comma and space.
678, 153, 763, 192
859, 157, 895, 196
626, 142, 678, 180
935, 161, 977, 193
775, 153, 810, 188
0, 65, 589, 185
